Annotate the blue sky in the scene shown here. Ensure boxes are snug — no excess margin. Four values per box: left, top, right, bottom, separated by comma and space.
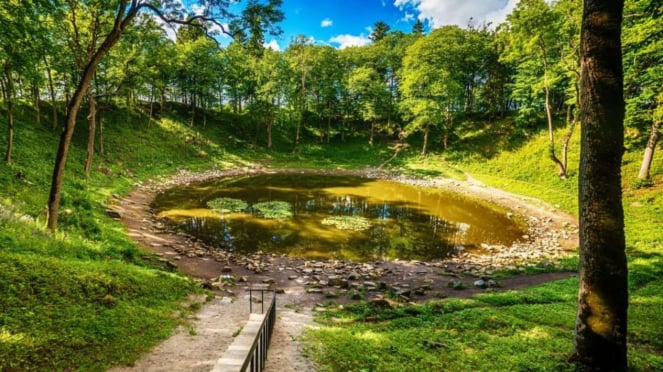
264, 0, 520, 51
170, 0, 520, 50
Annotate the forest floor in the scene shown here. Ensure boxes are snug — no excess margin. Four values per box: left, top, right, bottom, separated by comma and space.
111, 167, 579, 371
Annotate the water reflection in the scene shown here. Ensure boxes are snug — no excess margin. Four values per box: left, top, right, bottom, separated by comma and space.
152, 173, 523, 261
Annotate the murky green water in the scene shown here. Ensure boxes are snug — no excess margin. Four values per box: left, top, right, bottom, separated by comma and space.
152, 173, 524, 261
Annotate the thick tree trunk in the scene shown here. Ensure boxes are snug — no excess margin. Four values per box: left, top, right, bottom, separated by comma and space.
4, 63, 14, 164
637, 119, 660, 180
48, 1, 137, 231
573, 1, 628, 371
84, 89, 96, 177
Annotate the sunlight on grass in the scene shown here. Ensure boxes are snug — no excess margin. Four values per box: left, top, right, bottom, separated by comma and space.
518, 326, 552, 341
0, 328, 29, 345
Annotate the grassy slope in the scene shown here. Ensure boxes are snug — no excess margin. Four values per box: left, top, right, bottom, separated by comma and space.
0, 103, 660, 370
0, 102, 252, 370
305, 118, 663, 371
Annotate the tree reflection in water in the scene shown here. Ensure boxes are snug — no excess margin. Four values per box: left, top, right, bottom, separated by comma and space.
153, 173, 524, 261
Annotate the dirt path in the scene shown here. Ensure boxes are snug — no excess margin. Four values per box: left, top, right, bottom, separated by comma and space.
110, 295, 248, 372
109, 168, 579, 372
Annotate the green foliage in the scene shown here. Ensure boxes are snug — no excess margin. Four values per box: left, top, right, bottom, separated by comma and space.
252, 200, 293, 219
0, 103, 239, 370
207, 197, 249, 214
304, 111, 662, 371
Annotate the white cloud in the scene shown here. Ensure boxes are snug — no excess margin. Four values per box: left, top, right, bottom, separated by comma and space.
394, 0, 519, 28
191, 4, 205, 16
329, 34, 371, 49
152, 14, 179, 42
321, 18, 333, 27
401, 12, 415, 23
264, 39, 281, 51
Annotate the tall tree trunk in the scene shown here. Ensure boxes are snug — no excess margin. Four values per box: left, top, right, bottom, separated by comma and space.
292, 113, 302, 153
443, 107, 452, 150
563, 104, 579, 172
84, 89, 96, 177
340, 115, 346, 142
637, 119, 660, 180
4, 63, 14, 164
190, 96, 196, 127
544, 84, 567, 178
147, 85, 154, 128
33, 82, 41, 125
326, 108, 332, 144
267, 113, 273, 149
64, 76, 71, 109
4, 62, 14, 164
421, 123, 429, 155
44, 56, 58, 130
160, 88, 165, 114
573, 1, 628, 370
98, 117, 104, 156
253, 116, 261, 148
369, 121, 375, 146
48, 1, 137, 231
202, 103, 206, 128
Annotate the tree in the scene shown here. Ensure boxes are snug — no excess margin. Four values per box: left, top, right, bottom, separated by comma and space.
623, 0, 663, 181
370, 21, 390, 42
46, 0, 283, 231
501, 0, 569, 178
0, 0, 53, 164
412, 19, 425, 35
572, 0, 628, 370
400, 28, 463, 154
347, 65, 388, 146
554, 0, 582, 173
285, 35, 314, 152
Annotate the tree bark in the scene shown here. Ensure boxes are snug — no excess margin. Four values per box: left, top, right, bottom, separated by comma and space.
563, 104, 579, 173
44, 56, 58, 130
637, 119, 660, 180
47, 0, 138, 231
369, 121, 375, 146
573, 1, 628, 371
98, 117, 104, 156
545, 83, 567, 178
267, 113, 273, 149
4, 63, 14, 164
84, 88, 96, 177
292, 113, 302, 153
33, 82, 41, 125
422, 123, 429, 155
340, 115, 346, 142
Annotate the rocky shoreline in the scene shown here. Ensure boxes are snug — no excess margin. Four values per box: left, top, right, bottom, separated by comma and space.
114, 166, 579, 304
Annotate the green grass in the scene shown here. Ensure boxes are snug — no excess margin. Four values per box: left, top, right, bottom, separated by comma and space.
0, 102, 242, 370
1, 103, 661, 370
304, 116, 663, 371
